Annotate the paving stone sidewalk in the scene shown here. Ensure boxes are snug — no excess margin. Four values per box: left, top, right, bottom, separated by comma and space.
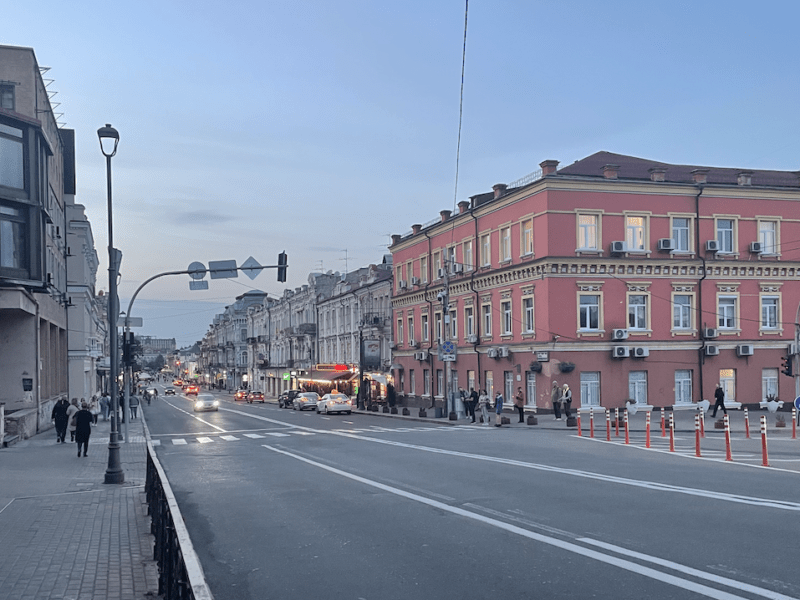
0, 415, 159, 600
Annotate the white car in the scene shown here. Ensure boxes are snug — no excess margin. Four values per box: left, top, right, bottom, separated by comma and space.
193, 394, 220, 412
293, 392, 320, 411
316, 393, 353, 415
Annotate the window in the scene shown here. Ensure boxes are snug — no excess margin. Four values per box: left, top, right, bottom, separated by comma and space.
410, 369, 416, 394
759, 221, 777, 254
485, 371, 494, 398
627, 294, 647, 330
395, 266, 402, 290
434, 312, 442, 343
399, 373, 405, 393
433, 252, 442, 278
241, 328, 247, 342
578, 214, 598, 250
718, 296, 737, 329
672, 217, 690, 252
504, 371, 514, 404
501, 301, 512, 335
0, 203, 27, 272
523, 297, 534, 333
467, 370, 476, 392
421, 314, 429, 341
675, 370, 692, 404
464, 306, 474, 336
579, 295, 600, 330
500, 226, 511, 261
0, 123, 25, 190
762, 368, 778, 401
580, 372, 600, 406
449, 309, 457, 339
407, 316, 415, 345
717, 219, 734, 253
423, 369, 430, 396
673, 294, 692, 330
625, 216, 645, 250
420, 256, 428, 283
521, 220, 533, 256
480, 234, 491, 267
629, 371, 647, 405
397, 319, 403, 344
0, 84, 14, 110
463, 241, 473, 270
482, 304, 492, 336
446, 246, 456, 272
761, 296, 779, 329
437, 370, 443, 397
525, 372, 536, 407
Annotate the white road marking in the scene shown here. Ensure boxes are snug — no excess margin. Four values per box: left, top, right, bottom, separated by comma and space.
288, 431, 315, 436
342, 421, 354, 424
171, 439, 187, 445
163, 399, 227, 432
242, 433, 265, 439
151, 439, 161, 446
220, 435, 239, 441
262, 445, 766, 600
197, 437, 214, 444
263, 432, 291, 437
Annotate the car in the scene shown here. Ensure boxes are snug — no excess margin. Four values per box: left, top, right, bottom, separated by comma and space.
193, 394, 219, 412
293, 392, 320, 411
186, 385, 199, 395
164, 389, 176, 396
247, 391, 264, 403
316, 393, 353, 415
278, 389, 301, 409
173, 380, 183, 387
234, 389, 247, 401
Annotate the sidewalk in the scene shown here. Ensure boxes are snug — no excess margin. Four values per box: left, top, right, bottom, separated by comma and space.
0, 414, 159, 600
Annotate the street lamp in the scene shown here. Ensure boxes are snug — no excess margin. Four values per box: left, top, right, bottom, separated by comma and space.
99, 123, 124, 485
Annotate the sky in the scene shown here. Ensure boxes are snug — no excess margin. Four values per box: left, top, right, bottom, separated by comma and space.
6, 0, 800, 347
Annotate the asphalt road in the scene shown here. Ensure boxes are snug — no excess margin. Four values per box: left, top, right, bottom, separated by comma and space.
144, 386, 800, 600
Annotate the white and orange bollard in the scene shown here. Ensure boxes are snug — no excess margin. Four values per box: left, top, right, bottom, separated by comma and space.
660, 407, 666, 438
700, 409, 705, 438
724, 414, 732, 462
761, 415, 770, 467
576, 408, 582, 437
589, 409, 595, 438
645, 411, 651, 448
669, 412, 675, 452
606, 408, 611, 441
615, 407, 620, 437
624, 409, 630, 444
744, 407, 751, 439
694, 413, 701, 457
793, 407, 797, 440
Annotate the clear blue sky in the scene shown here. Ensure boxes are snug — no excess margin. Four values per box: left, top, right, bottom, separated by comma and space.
7, 0, 800, 346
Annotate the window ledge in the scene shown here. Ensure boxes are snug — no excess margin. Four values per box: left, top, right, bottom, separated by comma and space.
624, 250, 651, 257
627, 329, 652, 336
577, 329, 605, 337
669, 251, 695, 257
575, 249, 603, 255
718, 329, 742, 336
759, 328, 783, 335
498, 259, 512, 266
671, 329, 697, 336
519, 252, 535, 260
500, 333, 514, 339
714, 252, 740, 259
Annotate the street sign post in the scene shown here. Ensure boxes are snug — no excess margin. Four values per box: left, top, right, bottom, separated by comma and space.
441, 340, 456, 362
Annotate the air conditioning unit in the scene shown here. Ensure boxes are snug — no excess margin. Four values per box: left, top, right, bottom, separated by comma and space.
789, 344, 799, 356
657, 238, 675, 251
487, 348, 499, 359
610, 241, 625, 254
498, 346, 510, 358
398, 280, 408, 289
704, 345, 719, 356
633, 347, 649, 358
703, 328, 718, 339
389, 342, 397, 350
749, 242, 763, 254
736, 344, 754, 356
453, 263, 464, 273
706, 240, 719, 252
409, 340, 419, 349
416, 351, 429, 361
612, 328, 628, 341
411, 276, 420, 285
467, 334, 478, 344
612, 346, 630, 358
437, 268, 446, 278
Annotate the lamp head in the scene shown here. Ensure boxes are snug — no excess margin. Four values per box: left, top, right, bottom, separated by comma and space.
97, 123, 120, 157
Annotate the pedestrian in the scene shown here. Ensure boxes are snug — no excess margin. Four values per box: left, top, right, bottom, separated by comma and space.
129, 393, 140, 420
100, 392, 110, 421
66, 398, 79, 442
712, 383, 727, 418
51, 396, 70, 443
469, 387, 479, 423
494, 391, 504, 427
478, 389, 490, 426
551, 380, 562, 420
514, 387, 526, 423
74, 401, 94, 457
561, 384, 573, 419
89, 395, 100, 425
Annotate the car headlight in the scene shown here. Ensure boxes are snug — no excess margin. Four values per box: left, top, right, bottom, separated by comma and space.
212, 400, 219, 406
195, 402, 202, 408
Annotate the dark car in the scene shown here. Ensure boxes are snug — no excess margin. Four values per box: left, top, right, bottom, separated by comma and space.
278, 389, 301, 409
247, 391, 264, 403
164, 389, 176, 396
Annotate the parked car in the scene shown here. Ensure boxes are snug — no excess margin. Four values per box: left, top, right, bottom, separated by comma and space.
186, 385, 199, 395
164, 389, 176, 396
278, 389, 301, 409
193, 394, 219, 412
293, 392, 320, 411
173, 380, 183, 387
234, 389, 247, 401
247, 391, 264, 403
316, 393, 352, 415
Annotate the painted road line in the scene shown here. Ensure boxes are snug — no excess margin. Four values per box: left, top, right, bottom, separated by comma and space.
242, 433, 265, 439
262, 432, 291, 437
220, 435, 239, 441
171, 439, 187, 445
164, 399, 227, 432
151, 439, 161, 446
197, 437, 214, 444
288, 431, 315, 436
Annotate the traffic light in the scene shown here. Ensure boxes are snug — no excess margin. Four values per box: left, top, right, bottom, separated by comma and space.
122, 333, 131, 364
781, 355, 793, 377
277, 251, 288, 282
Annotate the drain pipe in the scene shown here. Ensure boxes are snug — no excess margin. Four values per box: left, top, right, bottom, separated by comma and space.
694, 184, 707, 403
468, 200, 482, 391
423, 229, 436, 408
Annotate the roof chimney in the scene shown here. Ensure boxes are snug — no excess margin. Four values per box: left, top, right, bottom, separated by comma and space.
411, 224, 422, 235
391, 234, 402, 245
492, 183, 508, 199
737, 171, 752, 186
691, 169, 709, 184
648, 167, 667, 182
457, 200, 470, 214
539, 160, 559, 176
603, 164, 620, 179
440, 210, 452, 222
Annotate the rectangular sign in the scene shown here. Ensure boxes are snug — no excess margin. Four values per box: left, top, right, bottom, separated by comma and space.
442, 354, 456, 362
362, 339, 381, 369
118, 317, 143, 327
282, 372, 290, 381
189, 280, 209, 290
208, 260, 238, 279
536, 351, 550, 362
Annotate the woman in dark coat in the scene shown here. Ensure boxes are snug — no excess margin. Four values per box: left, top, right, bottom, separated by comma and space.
51, 396, 70, 443
74, 401, 94, 457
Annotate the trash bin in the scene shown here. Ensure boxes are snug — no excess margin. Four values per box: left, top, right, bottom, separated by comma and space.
434, 406, 444, 418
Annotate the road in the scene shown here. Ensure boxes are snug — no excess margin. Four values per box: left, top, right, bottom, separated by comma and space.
143, 385, 800, 600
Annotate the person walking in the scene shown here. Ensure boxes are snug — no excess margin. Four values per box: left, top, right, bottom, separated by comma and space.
469, 388, 479, 423
51, 396, 70, 443
514, 387, 526, 423
100, 392, 110, 421
551, 380, 562, 420
129, 393, 140, 420
478, 389, 490, 426
66, 398, 79, 442
494, 391, 504, 427
712, 383, 727, 418
74, 401, 94, 457
89, 396, 100, 425
561, 384, 573, 419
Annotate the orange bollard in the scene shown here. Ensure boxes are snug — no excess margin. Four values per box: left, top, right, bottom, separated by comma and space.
590, 410, 595, 438
669, 412, 675, 452
624, 409, 630, 444
694, 413, 701, 457
606, 409, 611, 441
761, 415, 770, 467
724, 414, 732, 462
744, 407, 750, 439
645, 411, 651, 448
660, 407, 666, 437
615, 407, 620, 437
576, 408, 582, 437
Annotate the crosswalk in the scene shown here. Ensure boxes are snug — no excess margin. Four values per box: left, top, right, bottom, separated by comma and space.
154, 424, 480, 447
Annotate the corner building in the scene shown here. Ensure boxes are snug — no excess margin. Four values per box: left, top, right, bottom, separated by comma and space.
389, 152, 800, 413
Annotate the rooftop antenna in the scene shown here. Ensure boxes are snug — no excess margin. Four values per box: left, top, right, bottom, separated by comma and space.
315, 260, 324, 273
339, 249, 349, 275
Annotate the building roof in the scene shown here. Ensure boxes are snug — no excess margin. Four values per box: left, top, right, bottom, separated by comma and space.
556, 151, 800, 188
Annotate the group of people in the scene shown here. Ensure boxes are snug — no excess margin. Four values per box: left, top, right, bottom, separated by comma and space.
458, 387, 528, 427
50, 396, 101, 457
550, 381, 573, 420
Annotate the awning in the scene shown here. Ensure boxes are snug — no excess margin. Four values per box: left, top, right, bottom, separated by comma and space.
367, 374, 388, 385
300, 371, 355, 383
390, 364, 404, 370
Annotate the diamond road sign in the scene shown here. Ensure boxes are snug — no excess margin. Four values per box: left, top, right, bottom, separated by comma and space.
240, 256, 262, 280
441, 341, 455, 354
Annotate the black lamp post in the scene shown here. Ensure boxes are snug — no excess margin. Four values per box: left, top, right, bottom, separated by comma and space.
99, 123, 124, 485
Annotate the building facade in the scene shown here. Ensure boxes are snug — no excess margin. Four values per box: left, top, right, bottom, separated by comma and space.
389, 152, 800, 413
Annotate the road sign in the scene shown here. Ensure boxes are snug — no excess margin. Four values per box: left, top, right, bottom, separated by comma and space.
187, 261, 206, 280
794, 396, 800, 411
240, 256, 262, 280
441, 341, 455, 354
189, 280, 209, 290
208, 259, 238, 279
442, 354, 456, 362
118, 317, 143, 327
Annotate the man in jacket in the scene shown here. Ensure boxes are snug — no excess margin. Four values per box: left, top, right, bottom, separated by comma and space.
551, 380, 561, 420
51, 396, 70, 443
712, 383, 727, 418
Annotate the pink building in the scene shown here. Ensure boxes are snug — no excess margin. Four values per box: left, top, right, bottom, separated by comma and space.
389, 152, 800, 414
